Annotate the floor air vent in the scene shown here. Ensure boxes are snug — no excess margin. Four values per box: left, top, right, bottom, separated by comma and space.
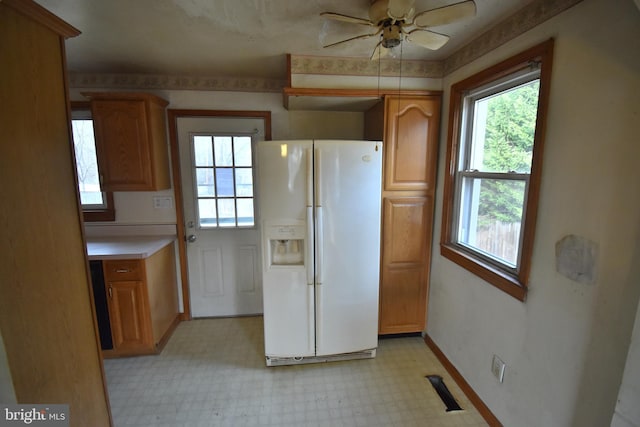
426, 375, 463, 412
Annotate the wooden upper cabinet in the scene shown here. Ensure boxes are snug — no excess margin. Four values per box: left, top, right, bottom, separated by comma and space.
83, 92, 171, 191
383, 96, 441, 192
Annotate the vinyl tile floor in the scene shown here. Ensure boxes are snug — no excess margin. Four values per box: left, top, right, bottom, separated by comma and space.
103, 316, 488, 427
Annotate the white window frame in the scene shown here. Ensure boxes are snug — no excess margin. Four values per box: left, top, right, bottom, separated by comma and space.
190, 133, 257, 229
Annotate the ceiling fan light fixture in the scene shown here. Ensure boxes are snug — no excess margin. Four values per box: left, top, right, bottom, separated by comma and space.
381, 21, 402, 49
321, 0, 478, 58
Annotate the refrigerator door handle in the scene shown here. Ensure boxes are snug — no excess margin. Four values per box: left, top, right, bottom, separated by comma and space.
306, 148, 313, 207
315, 206, 324, 285
306, 206, 314, 286
314, 147, 322, 204
316, 284, 323, 352
306, 148, 314, 286
314, 147, 324, 285
308, 284, 315, 353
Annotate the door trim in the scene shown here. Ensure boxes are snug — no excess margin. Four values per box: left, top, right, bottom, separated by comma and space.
167, 109, 272, 320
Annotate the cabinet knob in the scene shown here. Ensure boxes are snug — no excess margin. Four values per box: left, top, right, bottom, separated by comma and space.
108, 285, 112, 299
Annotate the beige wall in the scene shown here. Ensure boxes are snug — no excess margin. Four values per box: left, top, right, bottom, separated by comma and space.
428, 0, 640, 426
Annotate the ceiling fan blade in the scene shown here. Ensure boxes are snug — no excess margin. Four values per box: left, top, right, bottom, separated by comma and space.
320, 12, 374, 26
406, 29, 450, 50
370, 43, 390, 61
414, 0, 476, 28
387, 0, 415, 21
323, 31, 380, 48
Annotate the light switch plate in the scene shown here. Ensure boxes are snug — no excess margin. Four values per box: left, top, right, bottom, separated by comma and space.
492, 355, 506, 383
153, 196, 173, 209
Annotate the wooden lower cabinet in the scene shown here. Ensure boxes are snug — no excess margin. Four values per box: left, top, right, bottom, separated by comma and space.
102, 242, 179, 357
108, 280, 152, 353
378, 196, 434, 334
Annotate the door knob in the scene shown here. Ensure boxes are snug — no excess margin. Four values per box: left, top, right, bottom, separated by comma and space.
186, 234, 197, 243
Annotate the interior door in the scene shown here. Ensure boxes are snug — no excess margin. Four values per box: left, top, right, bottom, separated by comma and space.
177, 116, 264, 317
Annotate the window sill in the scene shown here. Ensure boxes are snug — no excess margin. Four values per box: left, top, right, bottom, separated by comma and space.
440, 243, 527, 301
83, 208, 115, 222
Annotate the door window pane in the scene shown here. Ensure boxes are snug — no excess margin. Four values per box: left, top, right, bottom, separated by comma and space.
215, 168, 234, 197
198, 199, 217, 228
237, 199, 254, 227
194, 136, 214, 166
235, 168, 253, 197
192, 135, 255, 228
217, 199, 236, 227
234, 137, 252, 166
214, 136, 233, 166
196, 168, 215, 197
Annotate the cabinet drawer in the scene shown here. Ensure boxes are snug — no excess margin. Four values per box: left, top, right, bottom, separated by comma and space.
103, 260, 143, 281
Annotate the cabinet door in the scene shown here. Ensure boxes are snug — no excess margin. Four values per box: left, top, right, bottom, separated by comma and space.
384, 96, 440, 192
379, 196, 434, 334
107, 280, 152, 353
92, 99, 154, 191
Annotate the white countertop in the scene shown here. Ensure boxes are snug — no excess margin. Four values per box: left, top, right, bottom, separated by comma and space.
86, 236, 176, 260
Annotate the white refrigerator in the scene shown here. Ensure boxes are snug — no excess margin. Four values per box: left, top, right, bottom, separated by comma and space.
257, 140, 382, 366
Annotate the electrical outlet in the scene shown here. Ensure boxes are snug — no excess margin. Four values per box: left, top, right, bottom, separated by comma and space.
491, 355, 506, 383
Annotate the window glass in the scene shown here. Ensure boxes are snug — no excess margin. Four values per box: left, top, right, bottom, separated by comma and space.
235, 168, 253, 197
458, 177, 526, 267
196, 168, 215, 197
214, 136, 233, 166
71, 118, 105, 207
468, 81, 539, 174
234, 137, 252, 167
193, 136, 214, 167
70, 104, 115, 222
192, 134, 255, 228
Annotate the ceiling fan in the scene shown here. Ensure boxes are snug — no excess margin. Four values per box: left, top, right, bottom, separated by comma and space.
320, 0, 477, 59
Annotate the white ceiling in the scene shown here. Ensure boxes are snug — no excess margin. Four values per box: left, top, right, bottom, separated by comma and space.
36, 0, 535, 80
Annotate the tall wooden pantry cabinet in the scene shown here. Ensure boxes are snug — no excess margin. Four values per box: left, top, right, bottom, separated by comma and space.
0, 1, 111, 425
366, 95, 441, 335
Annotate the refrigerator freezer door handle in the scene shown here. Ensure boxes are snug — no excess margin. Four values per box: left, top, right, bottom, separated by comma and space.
308, 284, 315, 353
314, 147, 324, 285
316, 284, 323, 353
314, 148, 323, 204
315, 206, 324, 285
306, 148, 313, 207
306, 206, 314, 285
